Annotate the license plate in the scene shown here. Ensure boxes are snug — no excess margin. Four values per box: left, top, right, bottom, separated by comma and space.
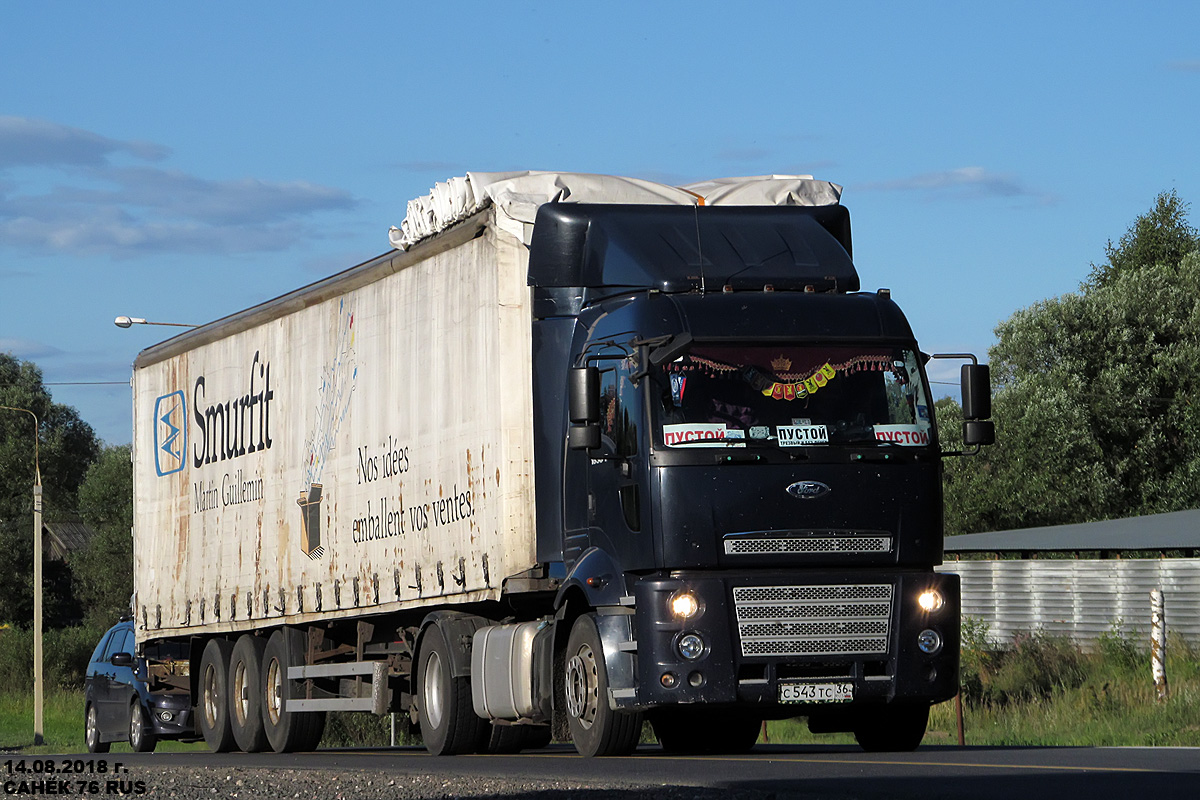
778, 682, 854, 704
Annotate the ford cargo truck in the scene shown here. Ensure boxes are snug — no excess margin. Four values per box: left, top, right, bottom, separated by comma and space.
125, 172, 993, 757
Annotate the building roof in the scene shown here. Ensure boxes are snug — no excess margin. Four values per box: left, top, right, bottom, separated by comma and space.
943, 509, 1200, 556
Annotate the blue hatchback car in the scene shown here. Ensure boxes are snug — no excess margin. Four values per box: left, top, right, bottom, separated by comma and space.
84, 618, 193, 752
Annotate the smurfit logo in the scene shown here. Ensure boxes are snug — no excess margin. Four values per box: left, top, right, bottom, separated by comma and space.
153, 391, 187, 476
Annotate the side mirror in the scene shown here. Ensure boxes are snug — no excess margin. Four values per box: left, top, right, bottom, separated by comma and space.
961, 364, 991, 421
963, 419, 995, 447
111, 652, 133, 667
568, 366, 600, 450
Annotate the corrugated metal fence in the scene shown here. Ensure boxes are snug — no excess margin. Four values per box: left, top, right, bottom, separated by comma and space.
938, 558, 1200, 647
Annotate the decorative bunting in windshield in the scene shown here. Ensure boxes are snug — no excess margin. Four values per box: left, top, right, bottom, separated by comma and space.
762, 363, 837, 401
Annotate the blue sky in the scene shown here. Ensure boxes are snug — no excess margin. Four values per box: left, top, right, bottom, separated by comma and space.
1, 1, 1197, 445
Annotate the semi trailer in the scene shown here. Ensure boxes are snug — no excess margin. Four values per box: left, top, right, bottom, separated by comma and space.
125, 171, 993, 757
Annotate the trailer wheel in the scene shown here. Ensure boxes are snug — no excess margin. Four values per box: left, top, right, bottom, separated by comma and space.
563, 613, 641, 757
229, 635, 269, 752
853, 703, 929, 752
262, 628, 326, 753
199, 638, 236, 752
416, 622, 489, 755
650, 708, 760, 754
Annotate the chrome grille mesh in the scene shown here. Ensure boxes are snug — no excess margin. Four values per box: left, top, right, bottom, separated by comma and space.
724, 536, 892, 555
733, 583, 894, 657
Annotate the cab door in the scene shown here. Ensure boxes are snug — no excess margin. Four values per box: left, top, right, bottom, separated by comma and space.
590, 359, 654, 568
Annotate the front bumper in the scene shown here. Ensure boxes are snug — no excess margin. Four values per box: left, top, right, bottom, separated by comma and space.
626, 569, 959, 712
145, 692, 194, 738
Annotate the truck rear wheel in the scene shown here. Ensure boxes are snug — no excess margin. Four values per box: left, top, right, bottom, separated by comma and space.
564, 614, 641, 757
416, 622, 488, 755
199, 638, 236, 752
651, 709, 760, 754
853, 703, 929, 752
229, 635, 269, 752
262, 628, 326, 753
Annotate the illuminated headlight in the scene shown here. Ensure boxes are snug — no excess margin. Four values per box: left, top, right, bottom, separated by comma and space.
670, 591, 701, 619
917, 629, 943, 654
917, 590, 944, 612
676, 633, 705, 660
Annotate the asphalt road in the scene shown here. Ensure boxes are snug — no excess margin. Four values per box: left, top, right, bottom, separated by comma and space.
14, 744, 1198, 799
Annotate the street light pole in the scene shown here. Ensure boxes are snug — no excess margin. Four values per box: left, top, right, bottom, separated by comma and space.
114, 316, 198, 329
0, 405, 43, 746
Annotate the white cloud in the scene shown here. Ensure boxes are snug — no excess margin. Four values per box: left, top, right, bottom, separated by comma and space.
0, 117, 357, 256
858, 166, 1055, 204
0, 116, 167, 169
0, 338, 63, 359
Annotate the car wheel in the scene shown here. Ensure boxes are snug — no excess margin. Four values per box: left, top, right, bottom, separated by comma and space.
229, 635, 269, 752
416, 622, 489, 755
563, 614, 642, 757
199, 638, 236, 752
261, 628, 326, 753
128, 701, 157, 753
85, 704, 109, 754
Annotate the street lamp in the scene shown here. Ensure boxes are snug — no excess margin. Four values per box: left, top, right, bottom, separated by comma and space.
114, 316, 198, 328
0, 405, 43, 746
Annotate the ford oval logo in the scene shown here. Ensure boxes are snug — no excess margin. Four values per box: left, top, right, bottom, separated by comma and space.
786, 480, 831, 500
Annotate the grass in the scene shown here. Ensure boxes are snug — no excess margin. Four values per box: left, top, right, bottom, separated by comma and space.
0, 690, 206, 754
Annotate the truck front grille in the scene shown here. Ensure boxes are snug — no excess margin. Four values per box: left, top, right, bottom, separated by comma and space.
732, 583, 894, 657
724, 535, 892, 555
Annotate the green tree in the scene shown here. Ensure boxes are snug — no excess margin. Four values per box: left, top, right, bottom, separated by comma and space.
0, 353, 101, 627
1089, 190, 1199, 288
943, 192, 1200, 535
71, 445, 135, 626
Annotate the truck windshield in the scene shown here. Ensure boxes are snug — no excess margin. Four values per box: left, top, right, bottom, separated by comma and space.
655, 343, 933, 449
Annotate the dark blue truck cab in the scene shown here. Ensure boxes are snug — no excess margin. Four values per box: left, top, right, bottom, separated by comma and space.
527, 202, 986, 754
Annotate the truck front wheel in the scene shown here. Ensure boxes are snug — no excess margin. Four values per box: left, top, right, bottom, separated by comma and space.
261, 628, 326, 753
416, 622, 488, 755
563, 614, 641, 757
853, 703, 930, 752
199, 638, 236, 752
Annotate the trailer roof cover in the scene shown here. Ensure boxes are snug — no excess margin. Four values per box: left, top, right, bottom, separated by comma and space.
389, 172, 843, 251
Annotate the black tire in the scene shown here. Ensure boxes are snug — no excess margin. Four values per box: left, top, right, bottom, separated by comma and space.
84, 704, 109, 754
199, 638, 236, 752
128, 701, 157, 753
478, 723, 553, 754
563, 614, 642, 757
229, 635, 269, 752
853, 704, 930, 752
262, 628, 326, 753
416, 622, 489, 755
651, 709, 761, 754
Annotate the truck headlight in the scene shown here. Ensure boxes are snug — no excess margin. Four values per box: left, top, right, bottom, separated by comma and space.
917, 629, 943, 654
917, 590, 944, 612
670, 591, 701, 619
